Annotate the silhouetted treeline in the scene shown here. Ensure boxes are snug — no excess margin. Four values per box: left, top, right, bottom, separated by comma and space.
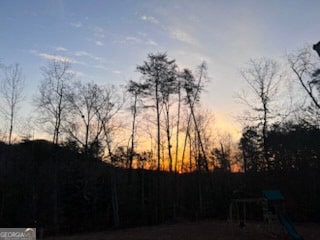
1, 44, 320, 237
240, 121, 320, 172
238, 121, 320, 220
0, 135, 319, 237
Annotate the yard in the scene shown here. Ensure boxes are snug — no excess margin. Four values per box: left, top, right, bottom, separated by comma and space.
43, 220, 319, 240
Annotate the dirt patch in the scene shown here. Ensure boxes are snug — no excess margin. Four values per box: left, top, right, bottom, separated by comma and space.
43, 220, 320, 240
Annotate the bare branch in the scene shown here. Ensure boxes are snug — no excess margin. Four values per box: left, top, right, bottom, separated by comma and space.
0, 63, 24, 144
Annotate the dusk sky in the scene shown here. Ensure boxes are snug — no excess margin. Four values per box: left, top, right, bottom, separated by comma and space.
1, 0, 319, 139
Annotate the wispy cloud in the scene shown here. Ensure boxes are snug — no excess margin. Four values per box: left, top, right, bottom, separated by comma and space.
70, 22, 82, 28
92, 26, 104, 33
138, 32, 147, 37
31, 50, 71, 62
169, 28, 197, 46
30, 50, 84, 65
125, 36, 142, 43
146, 39, 158, 46
94, 65, 109, 71
140, 15, 159, 24
119, 36, 157, 47
95, 40, 104, 46
73, 50, 103, 63
93, 26, 105, 38
74, 51, 90, 57
55, 46, 68, 52
112, 70, 121, 74
88, 25, 107, 38
91, 56, 103, 62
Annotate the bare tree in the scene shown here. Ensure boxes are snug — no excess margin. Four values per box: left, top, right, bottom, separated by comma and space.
126, 80, 148, 170
174, 78, 182, 172
238, 58, 281, 171
35, 58, 74, 232
66, 81, 104, 154
137, 53, 177, 171
288, 47, 320, 110
96, 86, 124, 160
36, 59, 74, 145
160, 64, 178, 172
66, 81, 122, 156
180, 63, 209, 172
0, 63, 24, 144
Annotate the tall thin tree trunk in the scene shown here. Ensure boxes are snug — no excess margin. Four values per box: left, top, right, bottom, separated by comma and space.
195, 127, 201, 171
173, 86, 181, 221
181, 66, 205, 172
53, 80, 64, 145
156, 83, 161, 171
165, 103, 173, 172
189, 100, 209, 171
8, 112, 13, 145
262, 102, 269, 171
181, 114, 192, 172
155, 79, 162, 223
175, 85, 181, 172
161, 139, 165, 170
129, 95, 137, 170
85, 122, 89, 154
189, 132, 192, 172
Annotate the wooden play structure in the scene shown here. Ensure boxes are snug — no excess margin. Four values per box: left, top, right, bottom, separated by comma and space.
228, 190, 303, 240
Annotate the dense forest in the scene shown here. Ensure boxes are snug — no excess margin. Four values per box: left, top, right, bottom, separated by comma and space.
0, 43, 320, 237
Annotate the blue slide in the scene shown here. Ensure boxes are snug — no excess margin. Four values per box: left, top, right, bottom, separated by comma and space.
278, 214, 303, 240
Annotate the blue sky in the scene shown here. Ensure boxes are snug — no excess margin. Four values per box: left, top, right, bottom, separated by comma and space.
1, 0, 319, 137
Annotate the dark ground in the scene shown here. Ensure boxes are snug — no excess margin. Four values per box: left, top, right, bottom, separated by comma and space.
43, 220, 319, 240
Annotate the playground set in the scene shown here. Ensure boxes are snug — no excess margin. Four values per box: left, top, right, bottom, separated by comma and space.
228, 190, 303, 240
